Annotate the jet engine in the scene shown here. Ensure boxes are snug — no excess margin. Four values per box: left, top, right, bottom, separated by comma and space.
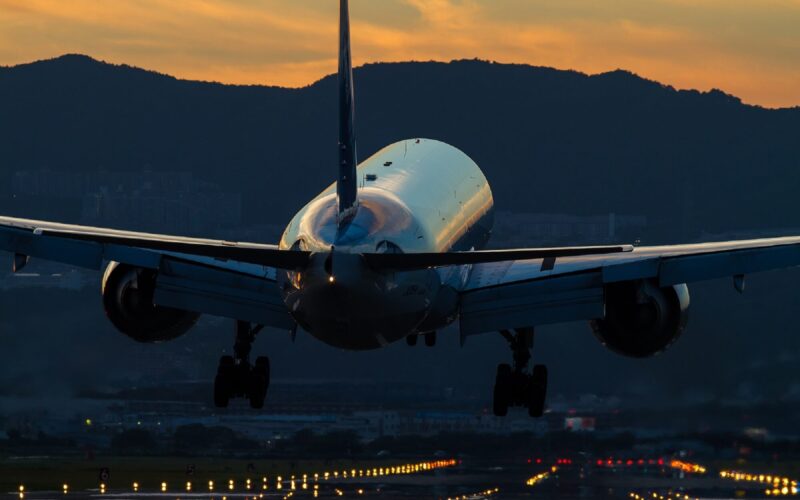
101, 262, 199, 343
591, 280, 689, 358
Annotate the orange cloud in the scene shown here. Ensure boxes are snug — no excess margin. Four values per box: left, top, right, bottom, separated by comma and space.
0, 0, 798, 108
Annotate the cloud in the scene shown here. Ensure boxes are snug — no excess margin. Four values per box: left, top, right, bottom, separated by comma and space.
0, 0, 798, 107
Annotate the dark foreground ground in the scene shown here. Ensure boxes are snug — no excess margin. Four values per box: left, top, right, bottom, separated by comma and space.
2, 455, 797, 499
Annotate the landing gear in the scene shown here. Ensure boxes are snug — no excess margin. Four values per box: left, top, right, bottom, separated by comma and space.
424, 331, 436, 347
492, 328, 548, 418
214, 321, 270, 409
406, 331, 436, 347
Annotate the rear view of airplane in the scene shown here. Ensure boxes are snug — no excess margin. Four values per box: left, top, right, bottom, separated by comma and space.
3, 0, 800, 417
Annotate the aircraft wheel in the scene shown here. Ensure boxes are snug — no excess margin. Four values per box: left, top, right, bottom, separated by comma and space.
406, 334, 418, 347
424, 331, 437, 347
527, 364, 548, 418
493, 363, 512, 417
214, 356, 235, 408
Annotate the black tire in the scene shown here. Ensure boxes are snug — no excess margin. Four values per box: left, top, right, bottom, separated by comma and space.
424, 331, 436, 347
256, 356, 271, 399
406, 335, 418, 346
248, 374, 266, 409
493, 363, 512, 417
527, 364, 548, 418
255, 356, 270, 387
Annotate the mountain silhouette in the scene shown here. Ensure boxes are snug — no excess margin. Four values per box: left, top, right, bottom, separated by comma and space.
1, 54, 799, 241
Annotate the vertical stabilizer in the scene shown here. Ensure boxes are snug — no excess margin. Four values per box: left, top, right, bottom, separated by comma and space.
337, 0, 358, 221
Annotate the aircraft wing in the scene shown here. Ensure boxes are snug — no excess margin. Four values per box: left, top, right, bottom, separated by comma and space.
459, 236, 800, 337
0, 216, 296, 329
0, 216, 310, 269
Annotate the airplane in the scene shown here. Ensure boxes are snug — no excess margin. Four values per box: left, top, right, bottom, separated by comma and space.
2, 0, 800, 417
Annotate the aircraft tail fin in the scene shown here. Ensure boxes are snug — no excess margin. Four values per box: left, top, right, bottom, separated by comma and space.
337, 0, 358, 222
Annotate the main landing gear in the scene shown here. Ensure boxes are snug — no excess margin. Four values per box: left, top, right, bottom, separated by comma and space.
214, 321, 270, 409
406, 331, 436, 347
493, 327, 548, 418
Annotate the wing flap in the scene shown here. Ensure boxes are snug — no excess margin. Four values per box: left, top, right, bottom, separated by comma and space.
364, 244, 633, 270
0, 226, 105, 269
154, 257, 294, 328
658, 242, 800, 286
461, 235, 800, 336
0, 215, 295, 329
460, 272, 604, 337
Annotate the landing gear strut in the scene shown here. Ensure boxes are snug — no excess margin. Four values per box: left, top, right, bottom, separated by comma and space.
214, 321, 270, 409
405, 331, 436, 347
492, 327, 547, 418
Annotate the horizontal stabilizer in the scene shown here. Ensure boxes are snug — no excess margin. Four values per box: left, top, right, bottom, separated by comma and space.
41, 229, 312, 270
0, 216, 311, 271
362, 245, 634, 271
0, 215, 632, 273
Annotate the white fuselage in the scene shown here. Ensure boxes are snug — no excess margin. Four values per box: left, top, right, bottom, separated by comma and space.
278, 139, 494, 349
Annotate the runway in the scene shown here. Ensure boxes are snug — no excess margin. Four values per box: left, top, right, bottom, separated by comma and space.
5, 456, 797, 499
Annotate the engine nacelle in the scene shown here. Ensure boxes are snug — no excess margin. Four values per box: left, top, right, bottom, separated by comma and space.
101, 262, 199, 343
591, 280, 689, 358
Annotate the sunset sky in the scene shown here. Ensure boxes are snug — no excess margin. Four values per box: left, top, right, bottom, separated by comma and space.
0, 0, 798, 108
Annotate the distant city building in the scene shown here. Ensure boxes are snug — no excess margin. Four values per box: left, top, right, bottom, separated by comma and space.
10, 170, 242, 236
0, 269, 90, 290
564, 416, 596, 432
89, 406, 547, 442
